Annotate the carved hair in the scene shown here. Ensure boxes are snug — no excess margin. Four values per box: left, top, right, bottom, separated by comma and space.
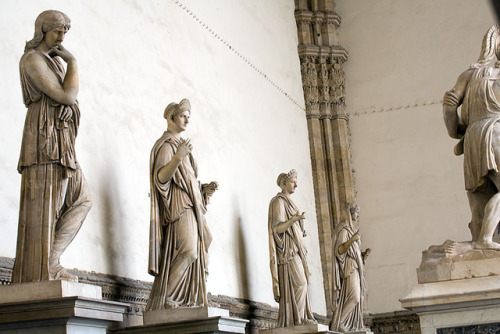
277, 169, 297, 187
25, 10, 71, 52
164, 99, 191, 120
470, 25, 500, 69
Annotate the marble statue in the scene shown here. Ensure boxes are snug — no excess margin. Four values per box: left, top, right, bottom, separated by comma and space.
147, 99, 218, 310
268, 170, 316, 327
443, 25, 500, 250
330, 203, 370, 333
12, 10, 92, 283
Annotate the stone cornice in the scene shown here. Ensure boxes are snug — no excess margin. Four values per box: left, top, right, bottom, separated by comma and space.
295, 10, 341, 27
298, 45, 349, 62
306, 113, 349, 121
295, 10, 313, 23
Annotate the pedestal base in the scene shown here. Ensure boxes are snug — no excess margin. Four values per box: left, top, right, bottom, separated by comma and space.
143, 306, 230, 325
401, 276, 500, 334
259, 323, 334, 334
0, 281, 128, 334
111, 306, 248, 334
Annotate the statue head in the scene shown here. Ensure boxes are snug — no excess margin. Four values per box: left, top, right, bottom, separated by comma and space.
470, 25, 500, 69
164, 99, 191, 121
348, 202, 360, 221
164, 99, 191, 133
277, 169, 298, 195
25, 10, 71, 52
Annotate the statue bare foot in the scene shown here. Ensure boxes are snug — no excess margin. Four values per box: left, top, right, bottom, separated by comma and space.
475, 240, 500, 250
51, 267, 78, 282
303, 318, 317, 325
165, 298, 179, 308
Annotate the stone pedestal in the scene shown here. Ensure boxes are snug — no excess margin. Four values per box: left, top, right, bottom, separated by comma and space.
417, 244, 500, 283
259, 323, 334, 334
401, 276, 500, 334
0, 280, 128, 334
110, 306, 248, 334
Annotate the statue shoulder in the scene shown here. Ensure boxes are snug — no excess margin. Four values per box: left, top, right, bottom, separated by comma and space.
456, 69, 474, 85
20, 50, 57, 84
21, 50, 46, 69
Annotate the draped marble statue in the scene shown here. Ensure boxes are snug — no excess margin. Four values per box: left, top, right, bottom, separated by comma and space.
268, 170, 316, 327
147, 99, 218, 310
12, 10, 92, 283
331, 203, 370, 332
443, 25, 500, 250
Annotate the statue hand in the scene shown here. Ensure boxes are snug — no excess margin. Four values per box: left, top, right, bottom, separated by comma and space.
50, 43, 76, 63
295, 211, 306, 221
176, 138, 192, 159
202, 181, 218, 197
58, 106, 72, 121
443, 89, 459, 106
362, 248, 371, 263
351, 232, 360, 242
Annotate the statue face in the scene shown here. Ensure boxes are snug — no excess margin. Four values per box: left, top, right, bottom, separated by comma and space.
171, 110, 190, 132
282, 176, 298, 195
43, 27, 66, 49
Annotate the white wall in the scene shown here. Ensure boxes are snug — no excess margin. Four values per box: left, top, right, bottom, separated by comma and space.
0, 0, 326, 314
336, 0, 497, 314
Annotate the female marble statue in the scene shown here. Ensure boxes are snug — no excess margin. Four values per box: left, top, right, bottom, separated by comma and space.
147, 99, 217, 310
268, 170, 316, 327
330, 203, 369, 332
13, 10, 92, 283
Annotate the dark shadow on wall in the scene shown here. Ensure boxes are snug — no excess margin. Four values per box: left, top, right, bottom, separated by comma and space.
233, 207, 265, 331
98, 168, 126, 288
491, 0, 500, 23
236, 217, 250, 300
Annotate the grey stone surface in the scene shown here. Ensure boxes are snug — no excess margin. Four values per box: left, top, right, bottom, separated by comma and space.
110, 315, 248, 334
417, 248, 500, 283
259, 323, 332, 333
0, 296, 128, 333
401, 276, 500, 334
143, 306, 229, 325
0, 280, 101, 303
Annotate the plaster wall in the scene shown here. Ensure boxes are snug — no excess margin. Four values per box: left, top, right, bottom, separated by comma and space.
336, 0, 497, 314
0, 0, 326, 314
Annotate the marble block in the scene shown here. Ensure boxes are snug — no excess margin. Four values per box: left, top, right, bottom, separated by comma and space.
0, 296, 128, 334
417, 248, 500, 283
0, 280, 127, 333
110, 308, 248, 334
143, 306, 229, 325
401, 276, 500, 334
259, 323, 333, 334
0, 280, 102, 303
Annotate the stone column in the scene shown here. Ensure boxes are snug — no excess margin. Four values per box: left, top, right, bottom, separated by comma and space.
295, 0, 355, 314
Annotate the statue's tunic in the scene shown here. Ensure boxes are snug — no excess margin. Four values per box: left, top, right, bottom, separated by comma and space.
331, 222, 365, 332
462, 66, 500, 191
18, 50, 79, 172
147, 132, 212, 309
268, 193, 314, 327
12, 50, 91, 283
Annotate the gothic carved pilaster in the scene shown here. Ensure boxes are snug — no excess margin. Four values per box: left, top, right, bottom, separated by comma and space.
295, 0, 355, 315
